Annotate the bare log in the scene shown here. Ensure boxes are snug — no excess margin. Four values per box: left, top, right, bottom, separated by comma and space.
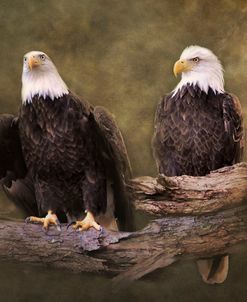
0, 163, 246, 281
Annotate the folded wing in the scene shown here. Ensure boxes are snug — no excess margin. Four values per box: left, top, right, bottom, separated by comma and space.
93, 106, 134, 231
0, 114, 38, 216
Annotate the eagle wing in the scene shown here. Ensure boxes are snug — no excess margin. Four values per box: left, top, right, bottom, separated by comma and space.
92, 106, 133, 231
0, 114, 38, 216
93, 106, 132, 179
152, 95, 174, 174
0, 114, 26, 183
223, 93, 245, 163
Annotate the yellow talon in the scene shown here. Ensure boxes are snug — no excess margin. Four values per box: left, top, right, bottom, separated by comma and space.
26, 210, 61, 230
73, 211, 101, 231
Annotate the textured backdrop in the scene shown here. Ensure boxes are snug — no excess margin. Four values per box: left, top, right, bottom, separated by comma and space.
0, 2, 247, 301
0, 0, 246, 176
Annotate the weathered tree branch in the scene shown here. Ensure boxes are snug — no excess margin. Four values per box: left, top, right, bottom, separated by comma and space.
130, 163, 247, 216
0, 163, 246, 281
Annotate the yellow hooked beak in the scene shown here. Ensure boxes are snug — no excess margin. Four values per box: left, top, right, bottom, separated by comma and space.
173, 59, 192, 77
28, 57, 41, 70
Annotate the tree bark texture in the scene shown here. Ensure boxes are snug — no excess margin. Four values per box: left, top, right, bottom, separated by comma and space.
0, 163, 246, 281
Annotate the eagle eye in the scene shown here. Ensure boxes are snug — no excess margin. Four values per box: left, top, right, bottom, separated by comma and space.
39, 54, 46, 61
24, 57, 27, 62
192, 57, 200, 62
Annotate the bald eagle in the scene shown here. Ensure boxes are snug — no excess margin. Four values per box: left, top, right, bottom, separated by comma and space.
0, 51, 133, 232
152, 46, 244, 284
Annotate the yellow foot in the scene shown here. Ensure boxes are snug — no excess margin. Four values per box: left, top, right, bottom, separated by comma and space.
72, 211, 101, 231
25, 210, 61, 231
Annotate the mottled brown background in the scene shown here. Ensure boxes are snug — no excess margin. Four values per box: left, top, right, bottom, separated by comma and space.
1, 0, 247, 177
0, 1, 247, 301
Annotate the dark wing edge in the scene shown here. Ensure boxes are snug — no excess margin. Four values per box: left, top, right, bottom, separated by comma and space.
3, 174, 38, 217
152, 95, 167, 173
93, 106, 134, 231
223, 93, 245, 163
0, 114, 38, 216
0, 114, 26, 182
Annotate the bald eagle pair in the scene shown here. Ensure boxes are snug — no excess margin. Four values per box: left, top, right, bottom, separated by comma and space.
0, 46, 244, 284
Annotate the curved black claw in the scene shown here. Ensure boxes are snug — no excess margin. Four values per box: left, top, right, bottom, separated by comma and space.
99, 226, 104, 235
67, 221, 76, 230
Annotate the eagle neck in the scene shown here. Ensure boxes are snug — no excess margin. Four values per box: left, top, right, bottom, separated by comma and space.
171, 83, 223, 101
173, 64, 224, 96
22, 70, 69, 104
